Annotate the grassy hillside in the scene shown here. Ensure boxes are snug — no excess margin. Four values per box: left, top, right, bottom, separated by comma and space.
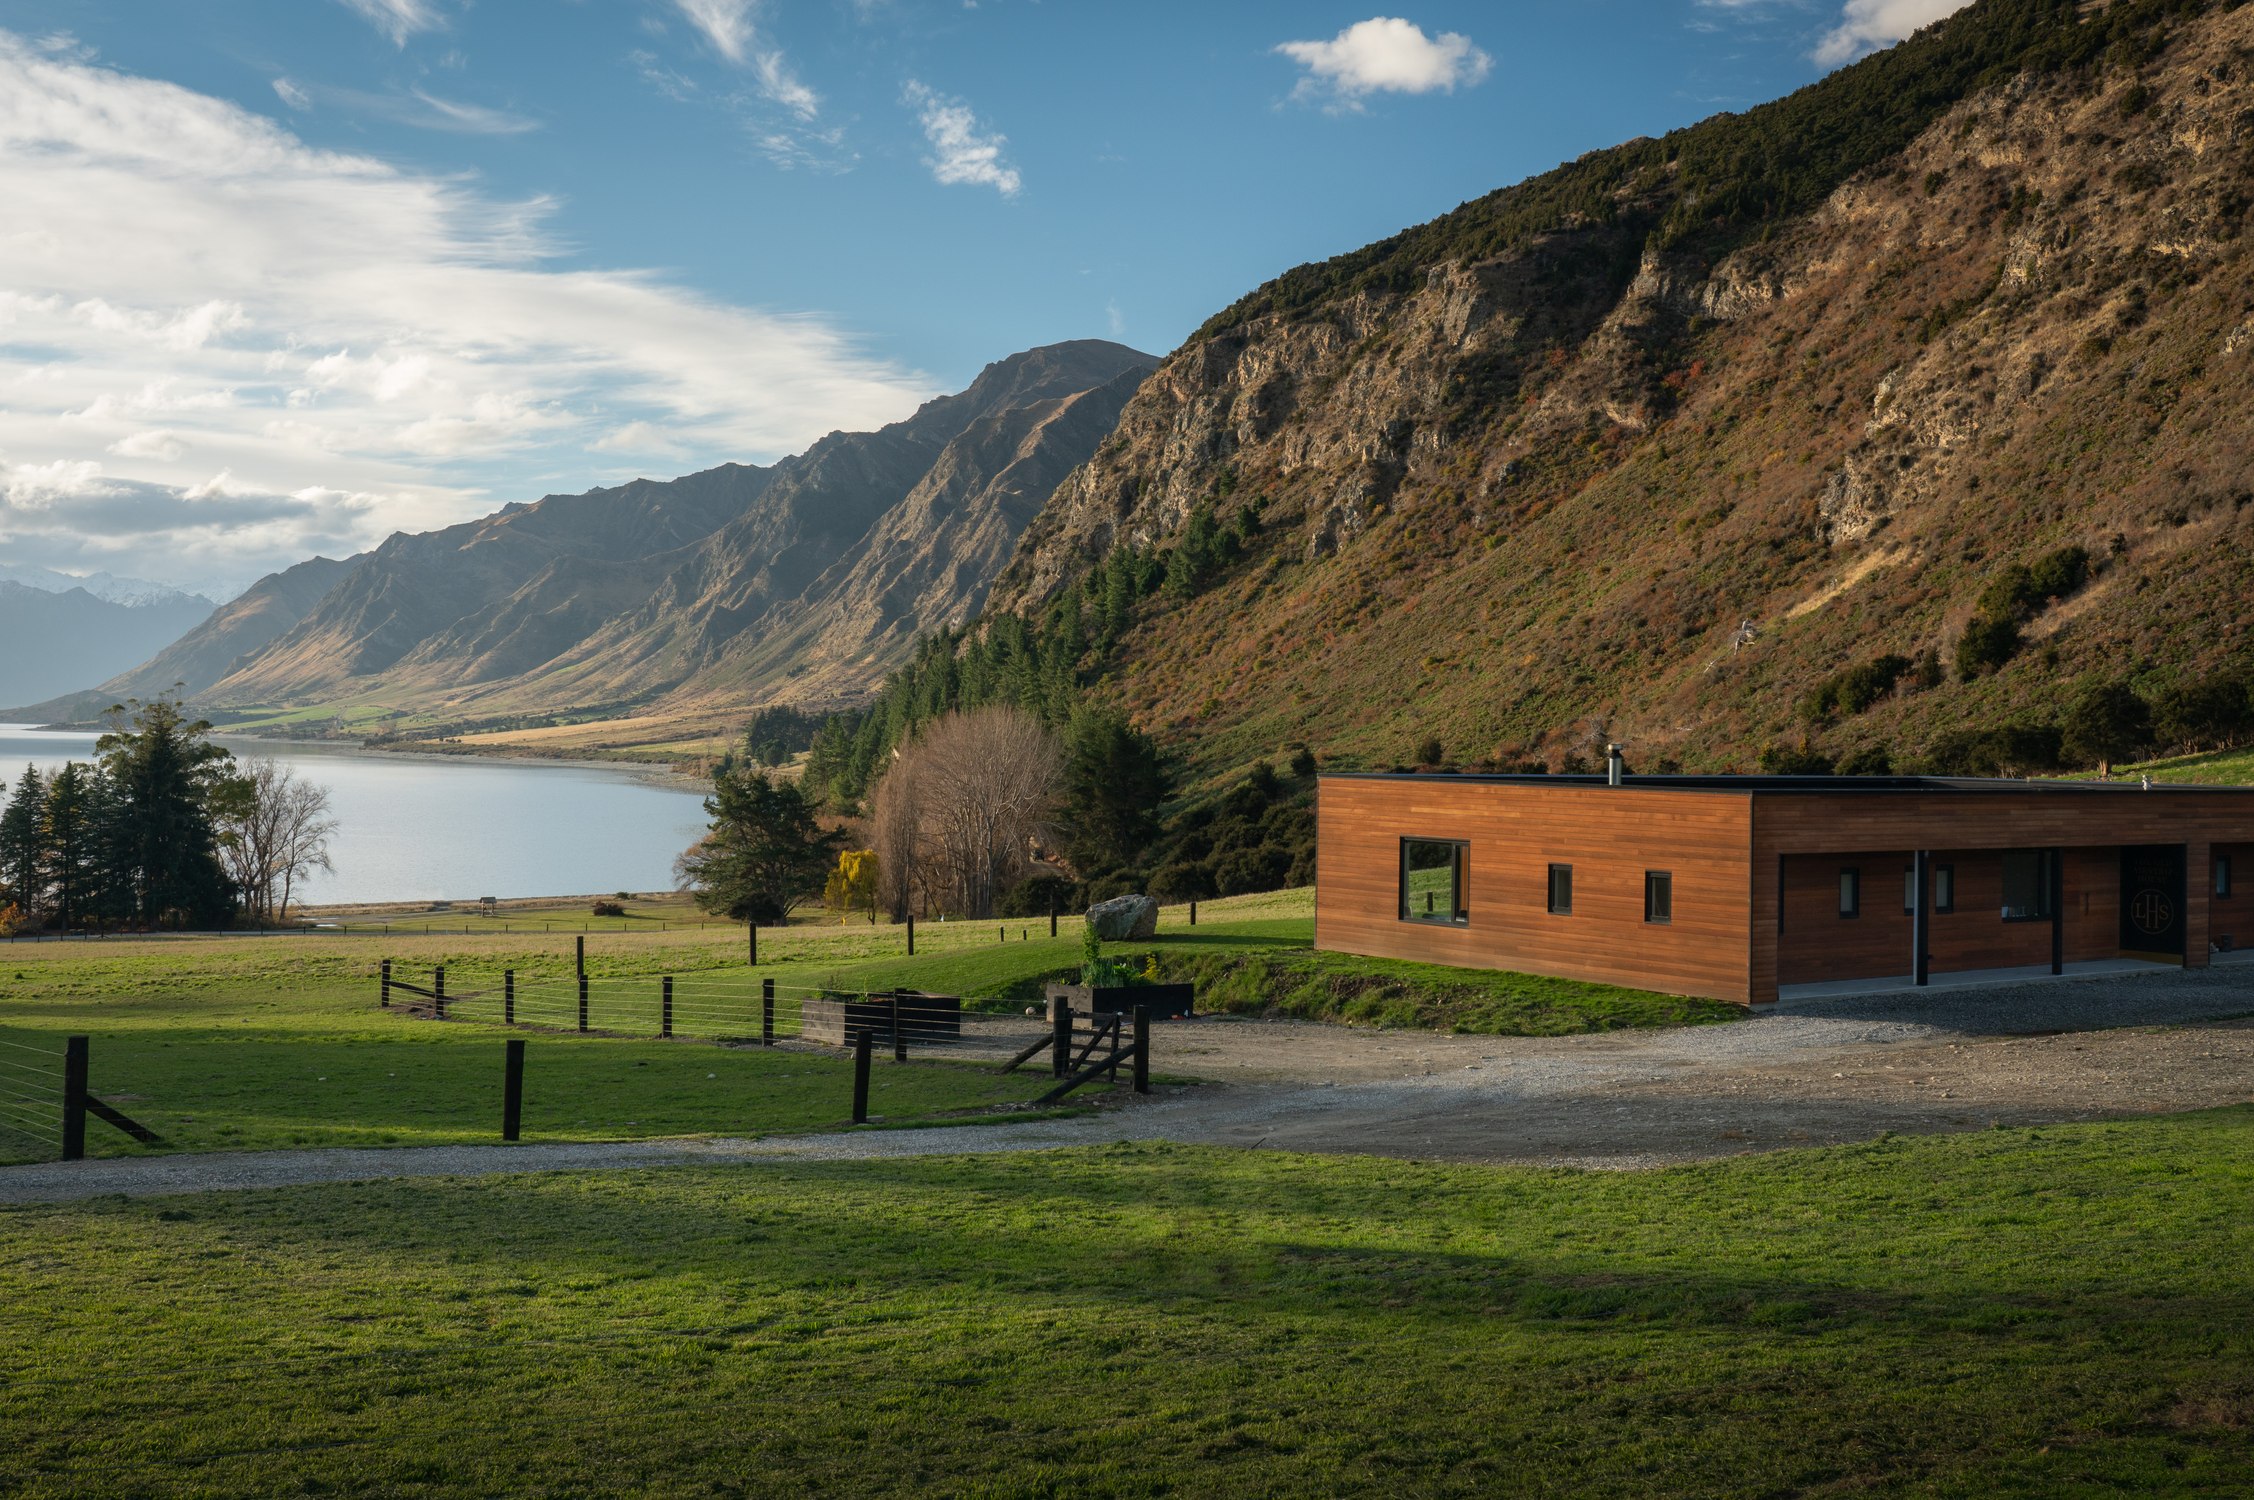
5, 1111, 2251, 1493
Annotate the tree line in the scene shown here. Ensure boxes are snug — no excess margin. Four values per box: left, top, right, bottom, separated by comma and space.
0, 700, 337, 934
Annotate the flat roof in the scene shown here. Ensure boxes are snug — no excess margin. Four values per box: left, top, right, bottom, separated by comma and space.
1318, 772, 2254, 795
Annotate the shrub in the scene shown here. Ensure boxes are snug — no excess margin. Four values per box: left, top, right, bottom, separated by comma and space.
1805, 654, 1911, 720
591, 900, 626, 917
1758, 740, 1836, 775
1835, 745, 1894, 776
2148, 671, 2253, 754
1916, 723, 2064, 778
2061, 679, 2151, 773
1955, 615, 2021, 679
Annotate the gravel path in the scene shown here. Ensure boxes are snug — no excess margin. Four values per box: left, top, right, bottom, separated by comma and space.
4, 964, 2249, 1203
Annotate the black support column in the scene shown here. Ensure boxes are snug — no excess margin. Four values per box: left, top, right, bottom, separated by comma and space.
1912, 849, 1931, 987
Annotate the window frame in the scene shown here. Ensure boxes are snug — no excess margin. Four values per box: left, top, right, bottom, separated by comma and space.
1838, 867, 1861, 918
2217, 855, 2234, 899
1397, 838, 1470, 927
1547, 863, 1574, 917
1644, 870, 1673, 925
1999, 849, 2058, 923
1933, 864, 1955, 914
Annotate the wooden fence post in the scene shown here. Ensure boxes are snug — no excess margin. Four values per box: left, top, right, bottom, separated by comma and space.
851, 1030, 872, 1124
577, 973, 589, 1033
762, 978, 775, 1046
380, 958, 391, 1007
1133, 1006, 1151, 1095
1189, 899, 1197, 927
504, 969, 515, 1026
61, 1035, 88, 1162
906, 911, 915, 956
662, 976, 674, 1039
502, 1039, 524, 1142
1049, 886, 1058, 939
1051, 999, 1072, 1079
434, 964, 446, 1020
575, 934, 585, 981
892, 991, 906, 1062
748, 922, 758, 968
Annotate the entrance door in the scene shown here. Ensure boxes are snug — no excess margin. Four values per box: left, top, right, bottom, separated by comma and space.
2120, 845, 2186, 958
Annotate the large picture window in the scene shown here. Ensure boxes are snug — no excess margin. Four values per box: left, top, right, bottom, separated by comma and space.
2001, 849, 2057, 921
1399, 839, 1468, 925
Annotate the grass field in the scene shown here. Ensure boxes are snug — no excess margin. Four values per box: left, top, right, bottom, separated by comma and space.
2125, 746, 2254, 786
0, 889, 1724, 1164
3, 1110, 2250, 1495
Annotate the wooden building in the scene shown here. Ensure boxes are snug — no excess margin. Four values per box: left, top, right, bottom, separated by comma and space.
1314, 770, 2254, 1006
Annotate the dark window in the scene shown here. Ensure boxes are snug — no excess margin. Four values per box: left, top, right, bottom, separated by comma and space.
1934, 864, 1955, 913
2218, 856, 2234, 899
1399, 839, 1468, 925
1839, 868, 1860, 918
1902, 868, 1915, 914
1547, 863, 1573, 916
1644, 871, 1673, 924
2001, 849, 2057, 921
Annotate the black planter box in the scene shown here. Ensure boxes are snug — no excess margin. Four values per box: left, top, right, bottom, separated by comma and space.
802, 992, 962, 1046
1045, 982, 1194, 1019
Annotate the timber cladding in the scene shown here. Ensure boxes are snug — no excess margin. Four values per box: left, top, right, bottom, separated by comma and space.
1315, 778, 1756, 1002
1319, 775, 2254, 1006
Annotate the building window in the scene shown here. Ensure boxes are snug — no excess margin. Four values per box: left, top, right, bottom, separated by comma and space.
1838, 868, 1860, 918
2001, 849, 2057, 921
1399, 839, 1468, 925
1644, 871, 1673, 924
2218, 856, 2234, 899
1902, 868, 1914, 914
1934, 865, 1955, 913
1548, 863, 1574, 916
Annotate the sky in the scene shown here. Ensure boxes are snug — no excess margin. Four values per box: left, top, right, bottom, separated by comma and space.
0, 0, 1971, 599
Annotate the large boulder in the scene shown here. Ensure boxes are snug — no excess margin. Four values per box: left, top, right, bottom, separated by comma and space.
1084, 893, 1159, 941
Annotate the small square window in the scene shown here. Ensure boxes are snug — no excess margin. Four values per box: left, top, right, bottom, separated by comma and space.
1644, 871, 1673, 924
2218, 856, 2234, 899
1839, 868, 1860, 918
1548, 863, 1573, 916
1399, 839, 1468, 925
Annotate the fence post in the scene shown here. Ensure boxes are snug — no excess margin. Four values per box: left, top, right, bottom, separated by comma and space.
578, 973, 589, 1033
1189, 899, 1197, 927
504, 969, 515, 1026
1133, 1006, 1151, 1095
1051, 998, 1072, 1079
1050, 886, 1058, 939
502, 1039, 524, 1142
748, 922, 758, 968
762, 978, 775, 1046
434, 964, 446, 1020
662, 976, 674, 1039
380, 958, 391, 1007
892, 991, 907, 1062
575, 934, 585, 981
851, 1030, 872, 1124
61, 1035, 88, 1162
906, 911, 915, 956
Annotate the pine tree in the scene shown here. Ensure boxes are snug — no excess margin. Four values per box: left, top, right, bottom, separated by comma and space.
41, 762, 95, 930
0, 765, 49, 921
96, 699, 237, 928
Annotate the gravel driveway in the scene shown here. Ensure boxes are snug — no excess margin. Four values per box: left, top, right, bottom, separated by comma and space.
4, 965, 2249, 1203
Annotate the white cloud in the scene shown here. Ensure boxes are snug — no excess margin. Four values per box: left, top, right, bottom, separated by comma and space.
334, 0, 444, 47
271, 77, 311, 112
405, 88, 540, 135
903, 81, 1020, 197
1275, 17, 1492, 111
673, 0, 819, 119
0, 30, 933, 592
1814, 0, 1972, 67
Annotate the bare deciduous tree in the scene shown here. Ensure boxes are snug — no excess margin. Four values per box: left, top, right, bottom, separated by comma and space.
868, 706, 1060, 919
216, 758, 339, 924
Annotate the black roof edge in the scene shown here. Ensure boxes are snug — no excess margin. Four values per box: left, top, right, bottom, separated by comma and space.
1315, 772, 2254, 794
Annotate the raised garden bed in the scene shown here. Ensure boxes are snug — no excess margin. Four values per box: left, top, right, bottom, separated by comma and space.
1045, 982, 1195, 1020
802, 992, 963, 1046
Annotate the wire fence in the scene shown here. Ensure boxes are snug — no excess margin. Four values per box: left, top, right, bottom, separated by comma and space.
0, 1031, 65, 1159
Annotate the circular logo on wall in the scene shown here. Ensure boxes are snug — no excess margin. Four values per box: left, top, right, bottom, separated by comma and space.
2130, 890, 2174, 936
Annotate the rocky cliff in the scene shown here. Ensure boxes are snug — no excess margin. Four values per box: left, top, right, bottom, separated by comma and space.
991, 0, 2254, 774
172, 341, 1154, 723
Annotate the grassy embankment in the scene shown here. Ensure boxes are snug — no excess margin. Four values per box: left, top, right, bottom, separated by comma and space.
3, 1110, 2251, 1494
2124, 746, 2254, 786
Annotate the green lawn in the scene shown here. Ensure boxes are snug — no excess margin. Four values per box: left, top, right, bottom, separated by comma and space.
3, 1111, 2251, 1495
2125, 745, 2254, 786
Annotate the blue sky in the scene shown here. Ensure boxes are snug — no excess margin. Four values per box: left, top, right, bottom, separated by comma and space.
0, 0, 1964, 594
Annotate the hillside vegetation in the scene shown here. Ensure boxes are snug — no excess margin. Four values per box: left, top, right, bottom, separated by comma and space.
986, 0, 2254, 782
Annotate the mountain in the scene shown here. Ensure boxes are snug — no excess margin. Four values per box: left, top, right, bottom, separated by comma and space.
991, 0, 2254, 776
174, 340, 1156, 726
0, 582, 214, 712
0, 564, 215, 611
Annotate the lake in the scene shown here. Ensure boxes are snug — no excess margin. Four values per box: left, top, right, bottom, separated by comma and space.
0, 725, 711, 906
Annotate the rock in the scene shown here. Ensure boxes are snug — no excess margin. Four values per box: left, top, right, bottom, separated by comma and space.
1085, 893, 1159, 941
